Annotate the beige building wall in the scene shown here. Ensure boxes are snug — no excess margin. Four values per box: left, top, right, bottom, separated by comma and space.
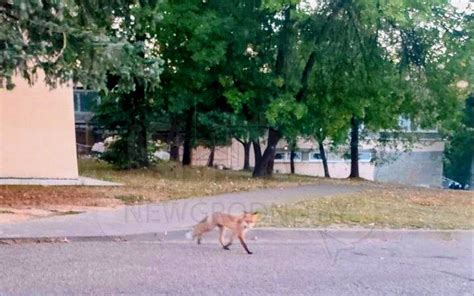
192, 139, 253, 170
0, 73, 78, 179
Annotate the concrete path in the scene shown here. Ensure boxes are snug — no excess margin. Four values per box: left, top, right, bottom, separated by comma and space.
0, 184, 362, 239
0, 176, 122, 186
0, 229, 471, 295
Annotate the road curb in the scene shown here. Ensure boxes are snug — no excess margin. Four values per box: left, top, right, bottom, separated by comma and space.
1, 228, 471, 245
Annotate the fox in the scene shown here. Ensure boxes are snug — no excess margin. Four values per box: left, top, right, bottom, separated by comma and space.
186, 211, 259, 254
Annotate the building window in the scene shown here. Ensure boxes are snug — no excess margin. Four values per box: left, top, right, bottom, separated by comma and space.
275, 149, 372, 163
307, 152, 323, 162
291, 151, 302, 161
399, 117, 412, 131
74, 89, 100, 112
275, 151, 303, 162
274, 152, 287, 162
359, 151, 372, 162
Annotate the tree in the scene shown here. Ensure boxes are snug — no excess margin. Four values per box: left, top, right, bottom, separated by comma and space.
2, 1, 164, 169
235, 131, 254, 171
302, 47, 353, 178
0, 0, 156, 89
299, 0, 472, 178
251, 1, 354, 177
154, 0, 232, 166
195, 112, 234, 167
251, 3, 299, 177
210, 0, 273, 172
288, 139, 297, 174
444, 95, 474, 186
93, 1, 163, 169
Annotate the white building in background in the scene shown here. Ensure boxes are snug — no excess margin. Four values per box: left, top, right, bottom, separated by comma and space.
190, 123, 445, 188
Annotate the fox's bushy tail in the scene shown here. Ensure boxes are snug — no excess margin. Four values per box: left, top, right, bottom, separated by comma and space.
185, 216, 210, 241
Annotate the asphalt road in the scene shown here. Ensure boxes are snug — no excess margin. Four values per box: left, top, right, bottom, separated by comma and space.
0, 229, 472, 295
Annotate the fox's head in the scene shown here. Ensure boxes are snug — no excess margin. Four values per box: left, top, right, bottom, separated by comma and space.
241, 211, 259, 229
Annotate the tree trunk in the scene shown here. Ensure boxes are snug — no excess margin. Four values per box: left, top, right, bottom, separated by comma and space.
318, 139, 330, 178
252, 128, 280, 177
251, 5, 290, 177
294, 2, 347, 103
252, 140, 262, 166
243, 142, 251, 171
207, 146, 215, 167
137, 107, 148, 167
182, 112, 193, 166
290, 149, 295, 174
168, 118, 180, 162
349, 116, 360, 178
170, 141, 180, 161
127, 80, 148, 168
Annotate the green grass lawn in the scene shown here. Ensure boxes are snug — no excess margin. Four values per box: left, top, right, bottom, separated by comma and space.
261, 187, 474, 230
3, 158, 471, 230
1, 158, 327, 221
78, 158, 329, 203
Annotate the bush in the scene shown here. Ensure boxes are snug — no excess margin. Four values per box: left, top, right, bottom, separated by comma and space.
99, 138, 138, 169
100, 137, 169, 169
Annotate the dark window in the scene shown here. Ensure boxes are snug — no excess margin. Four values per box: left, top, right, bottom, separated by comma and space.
74, 89, 99, 112
275, 152, 286, 161
291, 152, 302, 161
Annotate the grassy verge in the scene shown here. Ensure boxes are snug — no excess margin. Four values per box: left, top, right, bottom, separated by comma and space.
261, 187, 474, 230
0, 158, 326, 210
78, 158, 339, 202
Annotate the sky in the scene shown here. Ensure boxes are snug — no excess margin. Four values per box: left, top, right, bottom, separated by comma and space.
305, 0, 473, 13
451, 0, 473, 12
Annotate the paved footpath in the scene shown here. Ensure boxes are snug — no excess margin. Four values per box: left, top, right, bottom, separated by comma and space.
0, 229, 472, 295
0, 184, 361, 238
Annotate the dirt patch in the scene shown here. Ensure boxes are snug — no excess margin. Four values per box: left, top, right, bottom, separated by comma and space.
0, 186, 120, 208
0, 205, 115, 224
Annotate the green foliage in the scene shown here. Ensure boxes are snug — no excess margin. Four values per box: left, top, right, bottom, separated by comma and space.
3, 0, 472, 176
444, 95, 474, 185
90, 0, 163, 168
0, 0, 162, 90
155, 0, 273, 151
196, 111, 235, 148
294, 0, 472, 157
153, 0, 232, 137
444, 132, 473, 185
99, 138, 134, 169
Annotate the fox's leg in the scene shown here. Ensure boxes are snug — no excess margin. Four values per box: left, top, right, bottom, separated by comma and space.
223, 233, 236, 250
218, 226, 230, 250
196, 229, 209, 244
238, 235, 252, 255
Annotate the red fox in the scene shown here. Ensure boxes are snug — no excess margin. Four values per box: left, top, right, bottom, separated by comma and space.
186, 211, 258, 254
